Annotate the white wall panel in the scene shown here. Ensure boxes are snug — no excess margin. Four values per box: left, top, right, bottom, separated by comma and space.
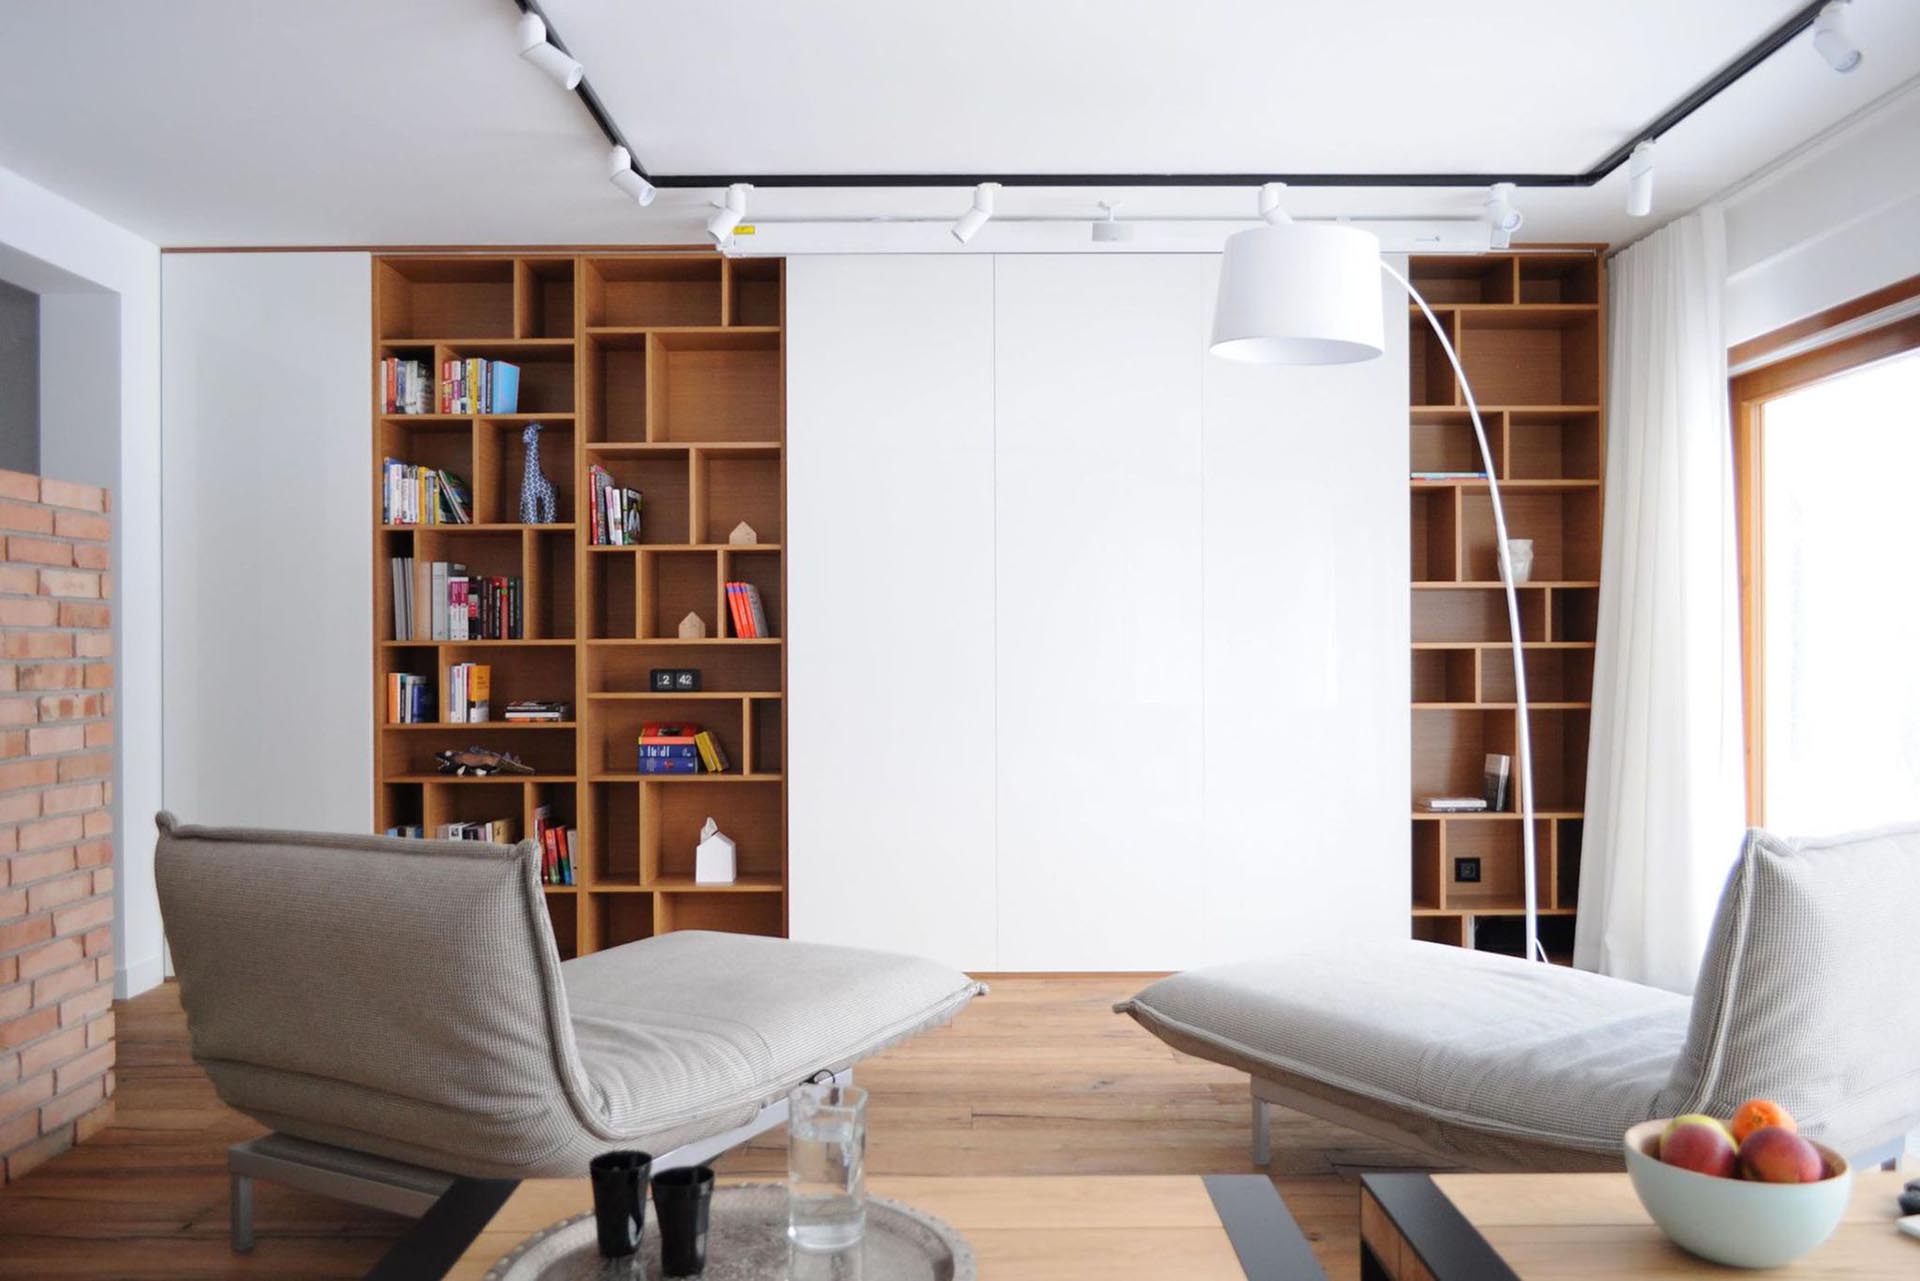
786, 256, 999, 969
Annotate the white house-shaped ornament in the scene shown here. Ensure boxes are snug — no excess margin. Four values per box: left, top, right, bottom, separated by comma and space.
695, 817, 736, 885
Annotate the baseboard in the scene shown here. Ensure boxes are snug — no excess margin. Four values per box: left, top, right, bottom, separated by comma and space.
116, 951, 167, 999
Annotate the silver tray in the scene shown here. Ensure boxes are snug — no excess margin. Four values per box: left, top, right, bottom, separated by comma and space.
483, 1183, 975, 1281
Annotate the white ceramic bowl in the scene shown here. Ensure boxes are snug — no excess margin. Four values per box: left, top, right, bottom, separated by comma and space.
1623, 1119, 1853, 1269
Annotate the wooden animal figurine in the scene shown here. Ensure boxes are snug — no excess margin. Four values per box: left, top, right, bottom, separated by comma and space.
520, 423, 557, 525
435, 747, 534, 777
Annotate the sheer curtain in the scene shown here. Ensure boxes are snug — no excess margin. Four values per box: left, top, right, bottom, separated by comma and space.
1575, 208, 1747, 993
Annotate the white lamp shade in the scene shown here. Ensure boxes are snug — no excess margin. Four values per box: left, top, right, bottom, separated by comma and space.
1210, 222, 1385, 365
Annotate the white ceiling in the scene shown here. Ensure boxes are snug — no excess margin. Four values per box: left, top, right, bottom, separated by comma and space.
1, 0, 1917, 249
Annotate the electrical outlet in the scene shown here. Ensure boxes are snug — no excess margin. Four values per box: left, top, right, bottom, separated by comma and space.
1454, 857, 1482, 884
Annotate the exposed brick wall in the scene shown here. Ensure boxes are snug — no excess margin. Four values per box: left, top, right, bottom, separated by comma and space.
0, 469, 114, 1184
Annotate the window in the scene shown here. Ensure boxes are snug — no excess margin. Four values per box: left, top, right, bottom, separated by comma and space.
1732, 316, 1920, 833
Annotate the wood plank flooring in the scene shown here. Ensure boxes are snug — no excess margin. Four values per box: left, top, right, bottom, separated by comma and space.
0, 977, 1434, 1279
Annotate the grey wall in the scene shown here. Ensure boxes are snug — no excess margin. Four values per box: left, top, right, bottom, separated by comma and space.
0, 280, 36, 474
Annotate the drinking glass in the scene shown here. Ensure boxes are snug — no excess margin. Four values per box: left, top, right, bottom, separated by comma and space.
787, 1081, 867, 1251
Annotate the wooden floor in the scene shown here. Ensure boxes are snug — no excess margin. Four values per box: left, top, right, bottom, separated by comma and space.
0, 977, 1432, 1279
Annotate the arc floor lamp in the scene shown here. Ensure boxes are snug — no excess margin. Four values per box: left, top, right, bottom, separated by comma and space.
1211, 196, 1545, 963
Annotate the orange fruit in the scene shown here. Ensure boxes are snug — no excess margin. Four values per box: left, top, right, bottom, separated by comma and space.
1730, 1098, 1795, 1143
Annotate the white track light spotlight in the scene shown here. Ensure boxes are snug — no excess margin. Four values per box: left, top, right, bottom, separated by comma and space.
1257, 182, 1289, 225
1485, 183, 1523, 250
707, 184, 750, 243
1625, 140, 1655, 218
517, 12, 583, 90
607, 146, 655, 206
1812, 1, 1863, 73
1091, 199, 1134, 243
950, 183, 1000, 245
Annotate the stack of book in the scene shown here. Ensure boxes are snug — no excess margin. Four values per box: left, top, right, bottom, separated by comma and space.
586, 465, 643, 545
725, 582, 770, 638
386, 824, 425, 838
385, 673, 434, 724
1421, 796, 1489, 813
636, 721, 731, 774
447, 662, 491, 723
437, 818, 517, 843
383, 461, 471, 525
694, 729, 730, 774
380, 357, 432, 415
533, 804, 577, 885
439, 359, 520, 414
504, 699, 569, 723
388, 558, 524, 641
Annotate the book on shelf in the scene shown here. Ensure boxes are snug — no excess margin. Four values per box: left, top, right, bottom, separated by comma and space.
694, 729, 730, 774
437, 818, 518, 843
388, 559, 524, 641
1483, 753, 1512, 812
586, 465, 643, 545
383, 460, 472, 525
503, 699, 569, 722
638, 721, 709, 774
448, 662, 492, 723
532, 805, 576, 886
386, 824, 424, 839
381, 357, 432, 415
1421, 796, 1489, 813
386, 672, 434, 724
1411, 470, 1489, 481
438, 359, 521, 415
725, 582, 770, 638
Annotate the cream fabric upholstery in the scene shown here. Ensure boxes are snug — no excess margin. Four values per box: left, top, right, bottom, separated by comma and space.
154, 814, 982, 1178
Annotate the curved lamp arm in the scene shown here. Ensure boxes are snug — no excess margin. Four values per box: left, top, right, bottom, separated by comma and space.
1381, 259, 1544, 964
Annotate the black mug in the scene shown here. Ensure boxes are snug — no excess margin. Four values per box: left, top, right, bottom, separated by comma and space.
589, 1150, 652, 1259
651, 1165, 715, 1276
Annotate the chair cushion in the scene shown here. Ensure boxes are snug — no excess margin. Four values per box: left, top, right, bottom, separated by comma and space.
1657, 824, 1920, 1156
1120, 940, 1689, 1158
563, 930, 982, 1153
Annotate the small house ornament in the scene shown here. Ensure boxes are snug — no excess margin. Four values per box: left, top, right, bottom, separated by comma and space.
695, 817, 737, 885
677, 611, 708, 640
728, 521, 758, 545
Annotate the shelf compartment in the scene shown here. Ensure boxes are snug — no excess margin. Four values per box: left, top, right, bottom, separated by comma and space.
435, 344, 575, 416
583, 330, 649, 444
1507, 410, 1601, 481
1411, 587, 1546, 645
1524, 707, 1592, 813
747, 696, 783, 776
597, 697, 742, 776
640, 548, 722, 640
589, 449, 693, 546
588, 641, 783, 695
590, 781, 641, 884
726, 259, 781, 327
375, 419, 475, 514
643, 778, 783, 885
594, 892, 655, 948
590, 553, 639, 640
1411, 410, 1500, 479
1474, 914, 1575, 963
1408, 310, 1461, 408
585, 257, 723, 328
515, 258, 576, 339
380, 724, 575, 777
421, 778, 534, 837
1549, 586, 1599, 643
1412, 821, 1443, 911
546, 893, 580, 961
1457, 309, 1601, 407
1411, 914, 1467, 947
1555, 818, 1584, 910
475, 419, 574, 525
377, 782, 424, 836
1460, 488, 1601, 582
1410, 488, 1459, 583
722, 548, 782, 640
1411, 649, 1476, 705
699, 446, 783, 543
1518, 256, 1600, 305
1442, 819, 1552, 911
1479, 646, 1593, 704
651, 332, 782, 443
655, 890, 783, 938
377, 259, 514, 340
1412, 706, 1512, 807
1408, 256, 1515, 306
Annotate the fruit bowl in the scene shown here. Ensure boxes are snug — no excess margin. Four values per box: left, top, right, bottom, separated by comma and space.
1623, 1119, 1853, 1269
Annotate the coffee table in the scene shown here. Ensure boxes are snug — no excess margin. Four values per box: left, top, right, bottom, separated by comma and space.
1361, 1169, 1916, 1279
369, 1174, 1329, 1280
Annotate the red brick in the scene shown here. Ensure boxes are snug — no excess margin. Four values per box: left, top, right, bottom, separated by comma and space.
56, 982, 111, 1026
24, 726, 83, 758
37, 571, 98, 601
0, 505, 52, 536
73, 1096, 112, 1142
0, 567, 35, 596
31, 961, 95, 1008
38, 785, 100, 817
52, 899, 111, 938
17, 1029, 82, 1075
55, 753, 109, 783
0, 599, 56, 629
73, 633, 110, 658
0, 633, 69, 660
82, 665, 111, 690
16, 938, 83, 983
0, 700, 34, 728
26, 873, 91, 915
0, 473, 35, 503
0, 733, 23, 761
19, 664, 81, 692
94, 956, 111, 980
7, 847, 73, 884
71, 544, 109, 571
80, 928, 110, 959
0, 793, 38, 825
52, 511, 109, 542
85, 1013, 112, 1048
0, 669, 13, 694
0, 956, 13, 985
37, 479, 105, 514
0, 1007, 57, 1050
72, 841, 110, 869
0, 985, 25, 1021
5, 1125, 75, 1181
40, 1075, 105, 1132
89, 868, 112, 896
82, 723, 111, 749
4, 538, 71, 568
0, 1070, 52, 1122
0, 916, 51, 956
58, 602, 110, 629
0, 759, 55, 791
17, 815, 81, 851
0, 1050, 17, 1084
81, 812, 110, 839
0, 888, 18, 916
98, 573, 112, 601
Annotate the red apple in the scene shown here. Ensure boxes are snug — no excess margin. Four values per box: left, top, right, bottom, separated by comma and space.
1739, 1125, 1825, 1183
1659, 1114, 1739, 1177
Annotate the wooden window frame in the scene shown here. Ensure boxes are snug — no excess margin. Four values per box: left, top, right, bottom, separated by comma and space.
1729, 307, 1920, 826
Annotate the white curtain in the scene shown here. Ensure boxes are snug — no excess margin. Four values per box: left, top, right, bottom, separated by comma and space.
1575, 208, 1747, 994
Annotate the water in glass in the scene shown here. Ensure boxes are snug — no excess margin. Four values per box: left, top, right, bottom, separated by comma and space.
787, 1082, 867, 1251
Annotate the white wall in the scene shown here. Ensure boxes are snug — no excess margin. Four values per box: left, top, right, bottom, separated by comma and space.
160, 253, 372, 831
789, 253, 1409, 971
0, 163, 163, 997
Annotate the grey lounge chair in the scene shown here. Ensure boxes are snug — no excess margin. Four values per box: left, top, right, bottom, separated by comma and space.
153, 814, 984, 1249
1119, 823, 1920, 1171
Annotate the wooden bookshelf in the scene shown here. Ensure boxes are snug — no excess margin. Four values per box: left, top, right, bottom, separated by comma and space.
372, 252, 786, 958
1407, 249, 1606, 961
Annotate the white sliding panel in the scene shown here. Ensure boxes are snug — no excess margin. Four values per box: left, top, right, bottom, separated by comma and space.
786, 256, 999, 969
992, 256, 1210, 970
1197, 257, 1411, 960
161, 252, 372, 831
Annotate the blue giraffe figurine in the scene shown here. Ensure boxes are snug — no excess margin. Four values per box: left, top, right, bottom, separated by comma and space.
520, 423, 557, 525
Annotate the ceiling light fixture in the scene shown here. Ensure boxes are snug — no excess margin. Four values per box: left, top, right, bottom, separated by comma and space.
1811, 0, 1863, 73
950, 183, 1001, 245
1484, 183, 1523, 250
1091, 200, 1133, 243
1257, 182, 1289, 225
1625, 140, 1656, 218
516, 12, 583, 90
707, 184, 750, 243
607, 146, 656, 206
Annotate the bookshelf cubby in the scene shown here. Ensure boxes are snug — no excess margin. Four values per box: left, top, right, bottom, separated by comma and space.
374, 252, 787, 956
1407, 250, 1605, 961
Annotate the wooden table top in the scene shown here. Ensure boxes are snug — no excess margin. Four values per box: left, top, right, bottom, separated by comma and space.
439, 1174, 1320, 1280
1363, 1169, 1916, 1279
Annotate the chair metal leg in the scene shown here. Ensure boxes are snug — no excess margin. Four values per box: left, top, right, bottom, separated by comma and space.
1251, 1097, 1272, 1168
230, 1172, 255, 1253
